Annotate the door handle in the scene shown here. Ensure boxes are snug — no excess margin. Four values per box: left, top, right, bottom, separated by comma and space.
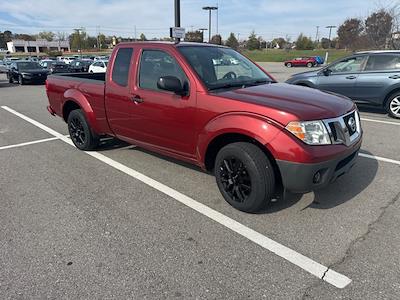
389, 75, 400, 79
131, 95, 144, 104
345, 76, 357, 80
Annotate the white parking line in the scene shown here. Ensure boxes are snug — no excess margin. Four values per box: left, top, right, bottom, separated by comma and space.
359, 153, 400, 166
1, 105, 352, 289
361, 117, 400, 126
0, 137, 58, 150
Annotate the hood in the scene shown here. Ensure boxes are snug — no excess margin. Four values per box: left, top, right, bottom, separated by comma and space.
219, 83, 355, 123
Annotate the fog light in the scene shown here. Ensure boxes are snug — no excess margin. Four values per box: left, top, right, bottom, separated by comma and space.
313, 171, 322, 184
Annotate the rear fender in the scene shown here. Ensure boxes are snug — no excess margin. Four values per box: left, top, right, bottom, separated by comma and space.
63, 89, 100, 133
197, 112, 283, 164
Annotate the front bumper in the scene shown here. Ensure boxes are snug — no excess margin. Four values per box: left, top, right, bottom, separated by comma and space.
276, 143, 361, 193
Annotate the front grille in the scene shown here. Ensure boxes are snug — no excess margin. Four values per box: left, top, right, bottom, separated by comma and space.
323, 110, 361, 146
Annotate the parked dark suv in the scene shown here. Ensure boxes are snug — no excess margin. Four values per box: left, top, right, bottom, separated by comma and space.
286, 51, 400, 118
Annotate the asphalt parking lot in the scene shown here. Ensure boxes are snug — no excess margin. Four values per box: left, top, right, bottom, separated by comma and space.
1, 64, 400, 299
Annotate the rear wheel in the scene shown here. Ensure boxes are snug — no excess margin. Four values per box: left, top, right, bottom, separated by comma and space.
214, 142, 276, 213
286, 62, 292, 68
386, 93, 400, 119
67, 109, 99, 150
306, 62, 313, 68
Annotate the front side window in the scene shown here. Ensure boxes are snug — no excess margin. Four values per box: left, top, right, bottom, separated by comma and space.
364, 55, 400, 71
178, 46, 272, 91
139, 50, 188, 91
329, 56, 367, 73
112, 48, 133, 86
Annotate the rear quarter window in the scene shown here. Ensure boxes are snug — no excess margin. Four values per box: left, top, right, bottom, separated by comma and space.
112, 48, 133, 86
365, 55, 400, 71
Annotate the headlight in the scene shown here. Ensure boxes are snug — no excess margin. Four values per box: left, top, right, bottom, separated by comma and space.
21, 73, 31, 77
286, 120, 331, 145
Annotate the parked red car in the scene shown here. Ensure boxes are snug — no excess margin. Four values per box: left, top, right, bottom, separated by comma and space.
46, 42, 362, 212
284, 57, 317, 68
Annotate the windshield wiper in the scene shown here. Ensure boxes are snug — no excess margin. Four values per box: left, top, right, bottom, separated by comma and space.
208, 79, 270, 91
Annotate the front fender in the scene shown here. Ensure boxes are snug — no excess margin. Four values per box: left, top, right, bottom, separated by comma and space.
62, 89, 100, 133
197, 112, 283, 164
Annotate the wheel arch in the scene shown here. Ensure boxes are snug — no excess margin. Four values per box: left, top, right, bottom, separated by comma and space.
383, 87, 400, 108
204, 132, 283, 191
62, 89, 100, 133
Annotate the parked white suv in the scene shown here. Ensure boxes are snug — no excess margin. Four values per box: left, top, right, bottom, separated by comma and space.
88, 60, 108, 73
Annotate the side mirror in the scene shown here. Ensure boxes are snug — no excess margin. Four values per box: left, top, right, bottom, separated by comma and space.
157, 76, 187, 96
323, 68, 332, 76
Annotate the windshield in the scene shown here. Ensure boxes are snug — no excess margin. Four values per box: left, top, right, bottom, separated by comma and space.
178, 46, 273, 90
17, 62, 41, 70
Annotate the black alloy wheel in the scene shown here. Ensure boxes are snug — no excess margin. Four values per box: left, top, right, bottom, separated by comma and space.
219, 157, 252, 203
67, 109, 99, 150
69, 115, 86, 147
215, 142, 276, 213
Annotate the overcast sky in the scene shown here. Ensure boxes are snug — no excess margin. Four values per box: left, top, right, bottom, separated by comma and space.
0, 0, 397, 40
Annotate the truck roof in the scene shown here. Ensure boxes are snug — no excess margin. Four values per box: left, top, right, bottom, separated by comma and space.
115, 41, 228, 48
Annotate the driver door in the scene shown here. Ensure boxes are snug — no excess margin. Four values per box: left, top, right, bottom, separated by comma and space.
128, 48, 197, 158
317, 55, 368, 99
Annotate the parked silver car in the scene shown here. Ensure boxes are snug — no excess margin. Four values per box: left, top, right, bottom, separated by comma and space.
286, 50, 400, 118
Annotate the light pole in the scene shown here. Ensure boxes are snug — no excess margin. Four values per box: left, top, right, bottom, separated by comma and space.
315, 26, 320, 43
326, 25, 336, 48
175, 0, 181, 42
202, 6, 218, 42
73, 28, 83, 58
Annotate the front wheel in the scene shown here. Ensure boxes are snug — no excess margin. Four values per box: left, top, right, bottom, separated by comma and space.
286, 62, 292, 68
67, 109, 99, 150
386, 93, 400, 119
8, 74, 13, 84
306, 62, 313, 68
214, 142, 276, 213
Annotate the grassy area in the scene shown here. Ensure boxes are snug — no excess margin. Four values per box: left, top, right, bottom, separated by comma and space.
243, 49, 352, 63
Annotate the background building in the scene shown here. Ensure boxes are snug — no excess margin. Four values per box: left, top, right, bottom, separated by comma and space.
6, 39, 70, 53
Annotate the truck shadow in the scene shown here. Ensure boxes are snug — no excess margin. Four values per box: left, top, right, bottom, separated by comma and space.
96, 137, 130, 151
267, 150, 379, 212
95, 138, 379, 213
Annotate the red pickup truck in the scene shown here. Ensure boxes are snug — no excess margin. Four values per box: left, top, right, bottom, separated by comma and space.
46, 42, 362, 212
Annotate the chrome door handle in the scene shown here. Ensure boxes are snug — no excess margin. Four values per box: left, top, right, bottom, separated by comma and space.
131, 95, 144, 104
346, 76, 357, 80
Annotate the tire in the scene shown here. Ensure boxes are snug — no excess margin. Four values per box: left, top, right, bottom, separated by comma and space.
18, 75, 24, 85
286, 62, 292, 68
386, 93, 400, 119
8, 74, 13, 84
214, 142, 276, 213
67, 109, 99, 150
306, 62, 313, 68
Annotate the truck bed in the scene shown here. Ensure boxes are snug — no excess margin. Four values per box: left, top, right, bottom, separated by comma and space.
48, 72, 105, 82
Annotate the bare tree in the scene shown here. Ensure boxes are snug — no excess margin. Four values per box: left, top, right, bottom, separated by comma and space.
337, 18, 363, 50
365, 9, 393, 49
56, 32, 67, 41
